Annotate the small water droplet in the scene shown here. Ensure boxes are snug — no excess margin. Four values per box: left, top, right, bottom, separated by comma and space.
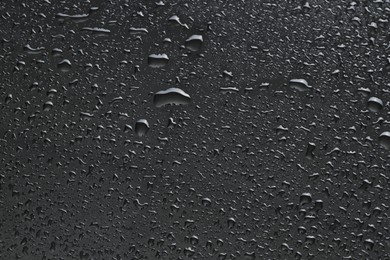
57, 59, 72, 72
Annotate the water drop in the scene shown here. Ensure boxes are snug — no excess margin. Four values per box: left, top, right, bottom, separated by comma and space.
363, 239, 374, 250
5, 94, 12, 104
201, 198, 211, 206
43, 101, 53, 111
189, 236, 199, 245
153, 88, 191, 108
51, 48, 63, 57
183, 247, 195, 257
379, 131, 390, 150
57, 59, 72, 72
299, 193, 312, 205
24, 44, 45, 54
289, 79, 311, 92
129, 27, 148, 34
227, 217, 236, 228
81, 27, 110, 36
168, 15, 188, 29
47, 89, 57, 97
305, 142, 316, 159
367, 97, 383, 112
135, 119, 149, 137
185, 35, 203, 51
148, 54, 169, 68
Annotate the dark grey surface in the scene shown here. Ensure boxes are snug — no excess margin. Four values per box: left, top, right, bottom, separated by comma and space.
1, 0, 390, 259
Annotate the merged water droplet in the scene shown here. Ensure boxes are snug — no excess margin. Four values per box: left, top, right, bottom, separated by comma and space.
56, 12, 89, 22
135, 119, 150, 137
24, 44, 45, 54
55, 7, 97, 23
129, 27, 148, 34
289, 79, 311, 92
367, 97, 383, 112
220, 87, 239, 93
148, 54, 169, 68
168, 15, 188, 29
185, 35, 203, 51
153, 88, 191, 108
81, 27, 110, 36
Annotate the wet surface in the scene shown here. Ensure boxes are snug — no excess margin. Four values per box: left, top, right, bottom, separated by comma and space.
1, 0, 390, 259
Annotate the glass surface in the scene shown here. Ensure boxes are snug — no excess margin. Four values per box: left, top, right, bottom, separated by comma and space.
1, 0, 390, 259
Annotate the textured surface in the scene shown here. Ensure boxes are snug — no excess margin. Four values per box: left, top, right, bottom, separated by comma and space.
1, 0, 390, 259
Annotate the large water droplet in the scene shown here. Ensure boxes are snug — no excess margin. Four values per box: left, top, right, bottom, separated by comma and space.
363, 239, 374, 251
299, 193, 312, 205
367, 97, 383, 112
43, 101, 53, 111
185, 35, 203, 51
153, 88, 191, 108
148, 54, 169, 68
135, 119, 150, 137
201, 198, 211, 206
379, 131, 390, 150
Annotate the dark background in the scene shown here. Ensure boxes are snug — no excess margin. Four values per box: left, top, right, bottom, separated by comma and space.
1, 0, 390, 259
